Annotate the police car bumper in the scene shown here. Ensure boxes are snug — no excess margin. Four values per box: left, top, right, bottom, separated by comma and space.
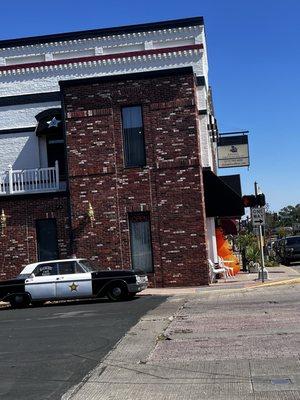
128, 276, 148, 293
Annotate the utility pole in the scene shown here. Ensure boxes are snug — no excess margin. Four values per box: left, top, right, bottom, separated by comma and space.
255, 182, 265, 282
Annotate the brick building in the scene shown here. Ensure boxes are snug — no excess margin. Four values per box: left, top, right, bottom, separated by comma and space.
0, 17, 244, 286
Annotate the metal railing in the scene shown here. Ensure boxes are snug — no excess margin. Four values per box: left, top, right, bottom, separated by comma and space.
0, 161, 59, 195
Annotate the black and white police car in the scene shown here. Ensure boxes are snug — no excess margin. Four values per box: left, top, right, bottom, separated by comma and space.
0, 258, 148, 308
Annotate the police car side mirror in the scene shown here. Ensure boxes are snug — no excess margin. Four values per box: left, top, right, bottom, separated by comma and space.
29, 273, 35, 278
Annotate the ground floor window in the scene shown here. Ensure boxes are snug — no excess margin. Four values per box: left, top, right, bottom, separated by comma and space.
129, 212, 153, 273
36, 219, 59, 261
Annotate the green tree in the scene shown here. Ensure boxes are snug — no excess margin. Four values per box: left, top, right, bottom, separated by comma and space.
278, 204, 300, 225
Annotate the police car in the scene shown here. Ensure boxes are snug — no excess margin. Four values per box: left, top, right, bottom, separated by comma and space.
0, 259, 148, 308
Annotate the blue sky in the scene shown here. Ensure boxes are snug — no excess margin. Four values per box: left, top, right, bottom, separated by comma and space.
1, 0, 299, 211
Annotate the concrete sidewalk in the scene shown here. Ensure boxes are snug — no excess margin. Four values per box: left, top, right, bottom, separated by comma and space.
62, 275, 300, 400
142, 264, 300, 296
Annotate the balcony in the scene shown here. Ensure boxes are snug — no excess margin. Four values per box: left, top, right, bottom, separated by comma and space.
0, 161, 62, 196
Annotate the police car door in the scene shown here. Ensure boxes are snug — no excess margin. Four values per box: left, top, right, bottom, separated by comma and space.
25, 263, 58, 300
55, 261, 93, 299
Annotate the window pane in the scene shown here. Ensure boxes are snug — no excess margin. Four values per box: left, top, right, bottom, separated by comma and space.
58, 261, 76, 275
34, 263, 58, 276
129, 214, 153, 273
122, 106, 146, 167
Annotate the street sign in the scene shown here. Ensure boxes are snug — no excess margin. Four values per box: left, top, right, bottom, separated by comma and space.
251, 207, 265, 227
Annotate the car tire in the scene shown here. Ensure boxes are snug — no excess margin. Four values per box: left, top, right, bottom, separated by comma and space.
10, 294, 30, 309
283, 259, 290, 266
106, 282, 127, 302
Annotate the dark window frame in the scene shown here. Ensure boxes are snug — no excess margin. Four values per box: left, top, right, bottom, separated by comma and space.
121, 105, 146, 168
128, 212, 154, 273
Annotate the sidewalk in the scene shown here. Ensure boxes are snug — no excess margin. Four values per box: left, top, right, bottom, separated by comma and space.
63, 277, 300, 400
142, 264, 300, 296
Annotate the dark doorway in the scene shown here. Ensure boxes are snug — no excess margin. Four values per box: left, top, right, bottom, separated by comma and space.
46, 134, 66, 180
36, 219, 59, 261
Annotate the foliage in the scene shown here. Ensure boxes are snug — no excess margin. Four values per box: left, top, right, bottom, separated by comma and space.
265, 203, 300, 238
245, 244, 260, 263
278, 204, 300, 224
265, 259, 277, 268
236, 232, 257, 249
236, 232, 260, 263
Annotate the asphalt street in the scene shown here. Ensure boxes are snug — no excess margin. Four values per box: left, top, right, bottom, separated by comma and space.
0, 296, 165, 400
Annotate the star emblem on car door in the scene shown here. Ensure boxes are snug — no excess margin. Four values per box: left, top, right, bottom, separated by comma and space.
69, 282, 78, 292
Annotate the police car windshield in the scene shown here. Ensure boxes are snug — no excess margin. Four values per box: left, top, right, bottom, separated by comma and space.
78, 260, 97, 272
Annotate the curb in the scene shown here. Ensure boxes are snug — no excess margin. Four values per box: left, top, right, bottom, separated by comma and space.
196, 277, 300, 296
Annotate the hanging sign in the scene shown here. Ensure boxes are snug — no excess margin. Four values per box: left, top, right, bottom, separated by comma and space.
217, 135, 250, 168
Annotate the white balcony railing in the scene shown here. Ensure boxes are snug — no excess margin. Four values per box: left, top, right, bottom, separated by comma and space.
0, 161, 59, 196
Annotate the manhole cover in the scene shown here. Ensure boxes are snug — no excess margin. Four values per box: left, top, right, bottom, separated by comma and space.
270, 378, 292, 385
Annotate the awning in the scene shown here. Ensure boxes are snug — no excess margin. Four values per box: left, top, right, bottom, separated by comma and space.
203, 169, 244, 218
35, 108, 62, 137
220, 218, 238, 235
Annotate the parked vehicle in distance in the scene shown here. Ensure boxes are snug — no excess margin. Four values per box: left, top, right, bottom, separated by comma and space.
0, 258, 148, 308
274, 236, 300, 265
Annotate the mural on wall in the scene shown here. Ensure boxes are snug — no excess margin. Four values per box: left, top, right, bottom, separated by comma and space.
216, 227, 240, 275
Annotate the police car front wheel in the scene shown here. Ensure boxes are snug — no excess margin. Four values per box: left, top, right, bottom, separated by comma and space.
106, 282, 127, 301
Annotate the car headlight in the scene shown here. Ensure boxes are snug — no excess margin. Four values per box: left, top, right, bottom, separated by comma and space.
135, 275, 148, 284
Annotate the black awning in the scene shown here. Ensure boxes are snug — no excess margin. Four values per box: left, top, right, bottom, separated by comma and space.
35, 108, 62, 137
203, 169, 244, 218
220, 218, 238, 235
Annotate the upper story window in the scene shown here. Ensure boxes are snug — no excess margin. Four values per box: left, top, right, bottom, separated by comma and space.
122, 106, 146, 168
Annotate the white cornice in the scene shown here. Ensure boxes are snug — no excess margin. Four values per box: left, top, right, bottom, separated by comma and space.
0, 47, 203, 77
0, 25, 201, 52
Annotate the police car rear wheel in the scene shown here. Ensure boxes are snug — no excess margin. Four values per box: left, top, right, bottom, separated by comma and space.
10, 294, 30, 308
106, 283, 127, 301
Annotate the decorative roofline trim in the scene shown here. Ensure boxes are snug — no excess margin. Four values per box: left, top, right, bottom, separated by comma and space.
0, 17, 204, 49
0, 44, 203, 73
0, 92, 60, 107
59, 67, 194, 88
0, 127, 36, 135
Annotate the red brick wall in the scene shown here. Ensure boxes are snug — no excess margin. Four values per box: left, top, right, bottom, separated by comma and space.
0, 194, 70, 279
62, 70, 209, 286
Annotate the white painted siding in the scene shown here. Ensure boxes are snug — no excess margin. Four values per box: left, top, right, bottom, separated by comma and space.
198, 114, 214, 169
0, 131, 40, 174
0, 101, 61, 130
